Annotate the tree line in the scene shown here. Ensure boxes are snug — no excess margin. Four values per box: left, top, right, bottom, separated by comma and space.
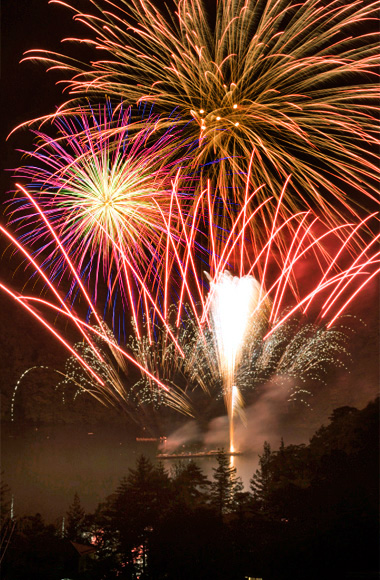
1, 398, 378, 580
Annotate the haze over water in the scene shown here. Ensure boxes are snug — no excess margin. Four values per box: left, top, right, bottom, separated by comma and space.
2, 423, 260, 523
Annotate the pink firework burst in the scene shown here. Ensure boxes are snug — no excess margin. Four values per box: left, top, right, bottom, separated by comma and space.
8, 102, 195, 336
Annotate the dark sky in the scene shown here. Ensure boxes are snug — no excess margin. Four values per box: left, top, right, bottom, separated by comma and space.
1, 0, 379, 433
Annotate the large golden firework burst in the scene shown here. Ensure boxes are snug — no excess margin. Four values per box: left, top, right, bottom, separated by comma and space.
24, 0, 380, 230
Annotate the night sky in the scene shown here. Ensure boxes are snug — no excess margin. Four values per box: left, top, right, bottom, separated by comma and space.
1, 0, 379, 437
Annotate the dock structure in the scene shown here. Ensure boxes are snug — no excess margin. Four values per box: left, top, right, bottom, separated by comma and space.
157, 450, 242, 459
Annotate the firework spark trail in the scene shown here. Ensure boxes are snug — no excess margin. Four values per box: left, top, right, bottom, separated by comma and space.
163, 181, 379, 334
8, 103, 194, 338
128, 190, 379, 445
2, 173, 378, 416
10, 360, 114, 423
10, 366, 67, 423
2, 290, 174, 393
0, 283, 105, 386
0, 223, 104, 363
20, 0, 380, 234
59, 324, 193, 418
230, 386, 245, 461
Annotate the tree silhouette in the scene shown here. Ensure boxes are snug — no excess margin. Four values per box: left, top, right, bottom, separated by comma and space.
250, 441, 272, 510
66, 492, 85, 542
210, 449, 243, 515
2, 400, 378, 579
171, 460, 211, 508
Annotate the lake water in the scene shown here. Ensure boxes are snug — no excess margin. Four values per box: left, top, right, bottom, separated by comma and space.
1, 423, 260, 524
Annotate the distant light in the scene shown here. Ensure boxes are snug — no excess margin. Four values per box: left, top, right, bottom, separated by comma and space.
216, 116, 221, 120
199, 109, 204, 114
235, 122, 239, 126
233, 104, 237, 109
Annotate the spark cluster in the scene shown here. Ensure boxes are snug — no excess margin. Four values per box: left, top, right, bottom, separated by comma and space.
128, 301, 354, 426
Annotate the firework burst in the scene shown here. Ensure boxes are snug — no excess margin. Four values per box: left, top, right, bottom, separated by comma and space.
23, 0, 380, 228
8, 102, 193, 335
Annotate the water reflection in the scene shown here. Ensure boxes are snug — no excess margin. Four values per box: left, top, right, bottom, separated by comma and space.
2, 423, 259, 522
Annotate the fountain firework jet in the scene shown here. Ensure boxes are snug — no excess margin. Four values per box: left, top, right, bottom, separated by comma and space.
230, 386, 246, 453
208, 271, 266, 452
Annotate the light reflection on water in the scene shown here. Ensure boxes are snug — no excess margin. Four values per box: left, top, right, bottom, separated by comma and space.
2, 424, 260, 523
